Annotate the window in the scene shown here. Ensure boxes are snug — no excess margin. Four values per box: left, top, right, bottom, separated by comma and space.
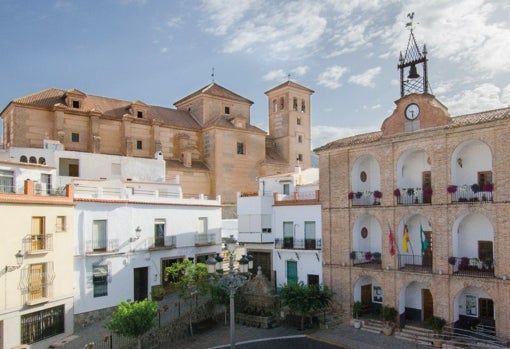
280, 97, 285, 110
293, 98, 298, 111
286, 260, 298, 284
56, 216, 66, 232
283, 221, 294, 249
137, 111, 143, 118
136, 140, 143, 150
21, 305, 64, 344
305, 221, 316, 249
301, 100, 306, 112
0, 170, 14, 193
93, 265, 108, 297
71, 133, 80, 142
478, 171, 492, 189
273, 99, 278, 112
29, 263, 47, 301
237, 142, 245, 155
72, 100, 80, 109
92, 220, 107, 251
297, 154, 303, 162
307, 274, 319, 285
298, 135, 303, 143
154, 219, 165, 247
29, 156, 37, 164
224, 106, 230, 114
59, 158, 79, 177
198, 217, 208, 234
283, 183, 290, 195
20, 155, 28, 163
297, 116, 301, 125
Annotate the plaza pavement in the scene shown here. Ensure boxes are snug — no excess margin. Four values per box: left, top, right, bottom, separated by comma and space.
68, 318, 430, 349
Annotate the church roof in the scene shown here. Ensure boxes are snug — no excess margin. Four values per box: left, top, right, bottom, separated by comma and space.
10, 88, 202, 130
264, 80, 314, 95
314, 106, 510, 152
174, 82, 253, 106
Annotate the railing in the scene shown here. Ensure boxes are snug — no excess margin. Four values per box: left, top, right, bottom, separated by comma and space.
450, 256, 495, 278
351, 251, 382, 267
398, 254, 432, 273
350, 191, 381, 206
195, 233, 216, 245
274, 238, 322, 250
149, 236, 177, 250
395, 188, 432, 205
449, 185, 493, 203
85, 239, 120, 253
23, 234, 53, 253
0, 184, 16, 193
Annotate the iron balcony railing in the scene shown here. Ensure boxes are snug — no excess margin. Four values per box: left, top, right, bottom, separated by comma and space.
85, 239, 120, 253
395, 188, 432, 205
195, 233, 216, 245
398, 254, 432, 273
149, 235, 177, 249
275, 238, 322, 250
450, 256, 495, 278
22, 234, 53, 253
351, 251, 382, 267
449, 184, 493, 203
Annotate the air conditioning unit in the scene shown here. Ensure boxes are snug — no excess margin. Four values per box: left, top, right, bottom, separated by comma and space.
35, 182, 47, 195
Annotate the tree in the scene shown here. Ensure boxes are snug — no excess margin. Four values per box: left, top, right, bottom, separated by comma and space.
279, 282, 332, 330
165, 259, 211, 335
104, 299, 158, 349
210, 285, 229, 325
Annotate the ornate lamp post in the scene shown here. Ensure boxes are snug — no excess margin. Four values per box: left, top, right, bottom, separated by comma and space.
207, 235, 249, 349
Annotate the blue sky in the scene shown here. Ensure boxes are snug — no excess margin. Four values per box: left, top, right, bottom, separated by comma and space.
1, 0, 509, 148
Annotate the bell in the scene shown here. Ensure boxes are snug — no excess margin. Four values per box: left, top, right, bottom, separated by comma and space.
408, 64, 420, 79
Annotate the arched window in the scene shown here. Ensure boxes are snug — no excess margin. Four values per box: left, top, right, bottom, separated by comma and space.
273, 99, 278, 112
38, 157, 46, 165
29, 156, 37, 164
293, 98, 298, 111
20, 155, 28, 163
279, 97, 285, 110
301, 100, 306, 112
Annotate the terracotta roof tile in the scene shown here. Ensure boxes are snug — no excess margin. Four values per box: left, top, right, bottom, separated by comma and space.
174, 83, 253, 106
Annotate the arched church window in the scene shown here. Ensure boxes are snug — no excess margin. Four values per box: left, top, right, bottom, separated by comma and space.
20, 155, 28, 163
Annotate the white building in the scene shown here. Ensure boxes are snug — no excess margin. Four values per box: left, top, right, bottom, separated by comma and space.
237, 166, 322, 287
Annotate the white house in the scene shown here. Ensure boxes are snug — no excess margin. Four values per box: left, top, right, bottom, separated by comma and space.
72, 177, 222, 326
237, 166, 322, 287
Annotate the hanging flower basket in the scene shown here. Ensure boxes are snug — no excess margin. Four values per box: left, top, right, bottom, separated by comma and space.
483, 183, 494, 192
374, 190, 382, 199
393, 189, 401, 197
447, 185, 457, 194
349, 251, 356, 260
406, 188, 415, 196
355, 192, 363, 199
448, 256, 456, 265
423, 188, 433, 196
471, 183, 479, 193
365, 252, 372, 261
348, 192, 354, 200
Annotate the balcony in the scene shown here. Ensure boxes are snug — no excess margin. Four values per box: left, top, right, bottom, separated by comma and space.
394, 188, 432, 205
398, 254, 432, 273
195, 233, 216, 246
274, 238, 322, 250
149, 236, 177, 251
450, 256, 495, 278
350, 251, 382, 269
448, 184, 493, 203
349, 191, 381, 206
22, 234, 53, 254
273, 190, 320, 206
85, 239, 120, 254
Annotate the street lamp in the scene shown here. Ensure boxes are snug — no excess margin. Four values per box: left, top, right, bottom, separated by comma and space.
207, 235, 249, 349
5, 250, 24, 272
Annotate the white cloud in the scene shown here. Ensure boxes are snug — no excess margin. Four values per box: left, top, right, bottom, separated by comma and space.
312, 125, 378, 149
348, 67, 381, 88
439, 83, 508, 116
317, 66, 348, 89
292, 66, 309, 77
160, 47, 168, 53
200, 0, 256, 36
166, 17, 182, 28
262, 69, 287, 82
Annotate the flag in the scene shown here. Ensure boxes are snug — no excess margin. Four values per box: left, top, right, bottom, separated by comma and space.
402, 225, 409, 253
420, 224, 429, 254
388, 224, 395, 256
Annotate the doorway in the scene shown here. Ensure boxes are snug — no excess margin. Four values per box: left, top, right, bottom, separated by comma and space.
422, 171, 432, 204
361, 284, 372, 314
133, 267, 148, 301
422, 289, 433, 322
286, 260, 298, 284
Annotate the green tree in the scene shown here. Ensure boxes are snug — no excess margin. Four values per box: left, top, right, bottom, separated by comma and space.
279, 282, 332, 330
210, 285, 229, 325
165, 259, 211, 335
104, 299, 158, 349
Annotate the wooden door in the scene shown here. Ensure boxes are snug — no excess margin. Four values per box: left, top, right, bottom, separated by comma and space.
134, 267, 148, 301
478, 241, 493, 265
478, 298, 494, 320
287, 261, 298, 284
30, 263, 44, 300
31, 217, 44, 250
422, 171, 432, 204
361, 284, 372, 313
422, 289, 433, 322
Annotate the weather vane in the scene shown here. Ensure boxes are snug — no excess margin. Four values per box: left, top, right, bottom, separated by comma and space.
211, 67, 215, 82
406, 12, 416, 31
287, 73, 291, 81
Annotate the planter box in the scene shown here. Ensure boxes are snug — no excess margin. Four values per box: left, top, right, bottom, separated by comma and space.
236, 313, 275, 329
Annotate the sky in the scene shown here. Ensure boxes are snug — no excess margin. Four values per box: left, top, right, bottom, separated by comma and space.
0, 0, 509, 149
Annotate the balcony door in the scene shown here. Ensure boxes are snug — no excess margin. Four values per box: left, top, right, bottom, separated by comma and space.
422, 171, 432, 204
422, 289, 433, 321
422, 231, 432, 267
30, 263, 45, 300
31, 217, 45, 250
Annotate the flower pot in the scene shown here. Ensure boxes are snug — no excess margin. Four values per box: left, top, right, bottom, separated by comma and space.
382, 325, 394, 336
353, 320, 362, 329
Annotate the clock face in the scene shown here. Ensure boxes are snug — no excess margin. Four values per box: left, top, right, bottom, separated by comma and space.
405, 103, 420, 120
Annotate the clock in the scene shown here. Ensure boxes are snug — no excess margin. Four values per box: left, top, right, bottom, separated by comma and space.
404, 103, 420, 120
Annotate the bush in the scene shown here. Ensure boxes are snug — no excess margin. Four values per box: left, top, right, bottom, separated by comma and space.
150, 285, 165, 301
427, 316, 447, 333
380, 305, 398, 325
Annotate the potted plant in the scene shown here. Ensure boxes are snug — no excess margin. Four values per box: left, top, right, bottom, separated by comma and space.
150, 285, 165, 301
365, 252, 372, 261
372, 252, 381, 262
406, 188, 415, 196
427, 316, 447, 347
380, 305, 398, 335
423, 187, 433, 196
447, 185, 457, 194
349, 251, 356, 261
348, 192, 354, 200
355, 191, 363, 199
393, 188, 401, 197
448, 256, 456, 266
352, 301, 363, 329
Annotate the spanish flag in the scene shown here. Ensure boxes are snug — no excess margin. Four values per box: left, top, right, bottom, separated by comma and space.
403, 225, 409, 253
